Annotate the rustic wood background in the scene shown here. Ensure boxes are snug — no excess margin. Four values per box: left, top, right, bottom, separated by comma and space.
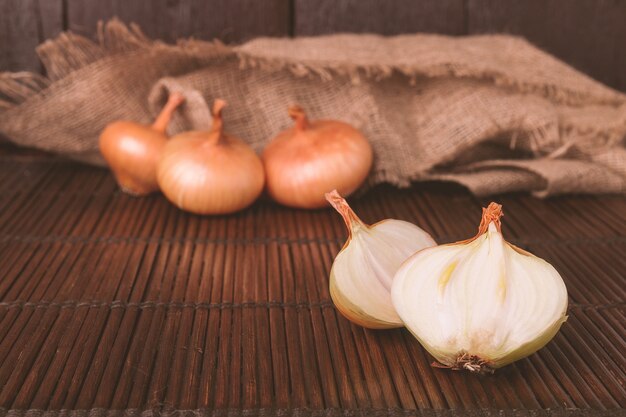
1, 0, 625, 92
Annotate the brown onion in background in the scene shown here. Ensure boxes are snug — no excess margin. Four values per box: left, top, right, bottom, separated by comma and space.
99, 92, 185, 196
262, 105, 373, 209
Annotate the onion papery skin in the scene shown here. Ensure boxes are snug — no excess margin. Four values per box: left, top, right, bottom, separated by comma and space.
330, 219, 437, 329
100, 122, 167, 195
157, 132, 265, 215
326, 190, 436, 329
391, 204, 568, 373
263, 109, 373, 209
99, 92, 184, 196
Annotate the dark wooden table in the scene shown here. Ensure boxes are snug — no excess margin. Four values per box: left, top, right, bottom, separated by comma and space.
0, 151, 624, 417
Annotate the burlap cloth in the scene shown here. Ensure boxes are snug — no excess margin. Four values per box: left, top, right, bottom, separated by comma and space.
1, 20, 625, 196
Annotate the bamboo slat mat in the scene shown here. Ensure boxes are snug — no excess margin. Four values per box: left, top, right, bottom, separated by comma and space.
0, 155, 624, 417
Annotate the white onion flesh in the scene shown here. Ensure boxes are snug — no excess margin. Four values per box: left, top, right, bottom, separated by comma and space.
392, 214, 568, 372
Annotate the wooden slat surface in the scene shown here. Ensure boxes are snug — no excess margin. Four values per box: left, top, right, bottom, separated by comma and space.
0, 0, 63, 73
66, 0, 291, 44
293, 0, 466, 36
0, 156, 624, 416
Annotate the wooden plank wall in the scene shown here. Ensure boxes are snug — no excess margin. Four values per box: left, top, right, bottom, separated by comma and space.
1, 0, 625, 92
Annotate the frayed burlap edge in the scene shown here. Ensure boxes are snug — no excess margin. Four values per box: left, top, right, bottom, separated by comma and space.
235, 35, 625, 108
0, 19, 231, 112
0, 72, 49, 109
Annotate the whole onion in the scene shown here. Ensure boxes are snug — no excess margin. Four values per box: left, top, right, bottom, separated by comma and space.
262, 105, 373, 209
157, 99, 264, 215
99, 92, 184, 195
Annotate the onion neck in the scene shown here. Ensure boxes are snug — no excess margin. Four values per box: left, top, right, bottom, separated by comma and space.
326, 190, 367, 238
152, 92, 185, 133
288, 105, 309, 132
458, 202, 503, 244
209, 99, 227, 145
478, 202, 503, 234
